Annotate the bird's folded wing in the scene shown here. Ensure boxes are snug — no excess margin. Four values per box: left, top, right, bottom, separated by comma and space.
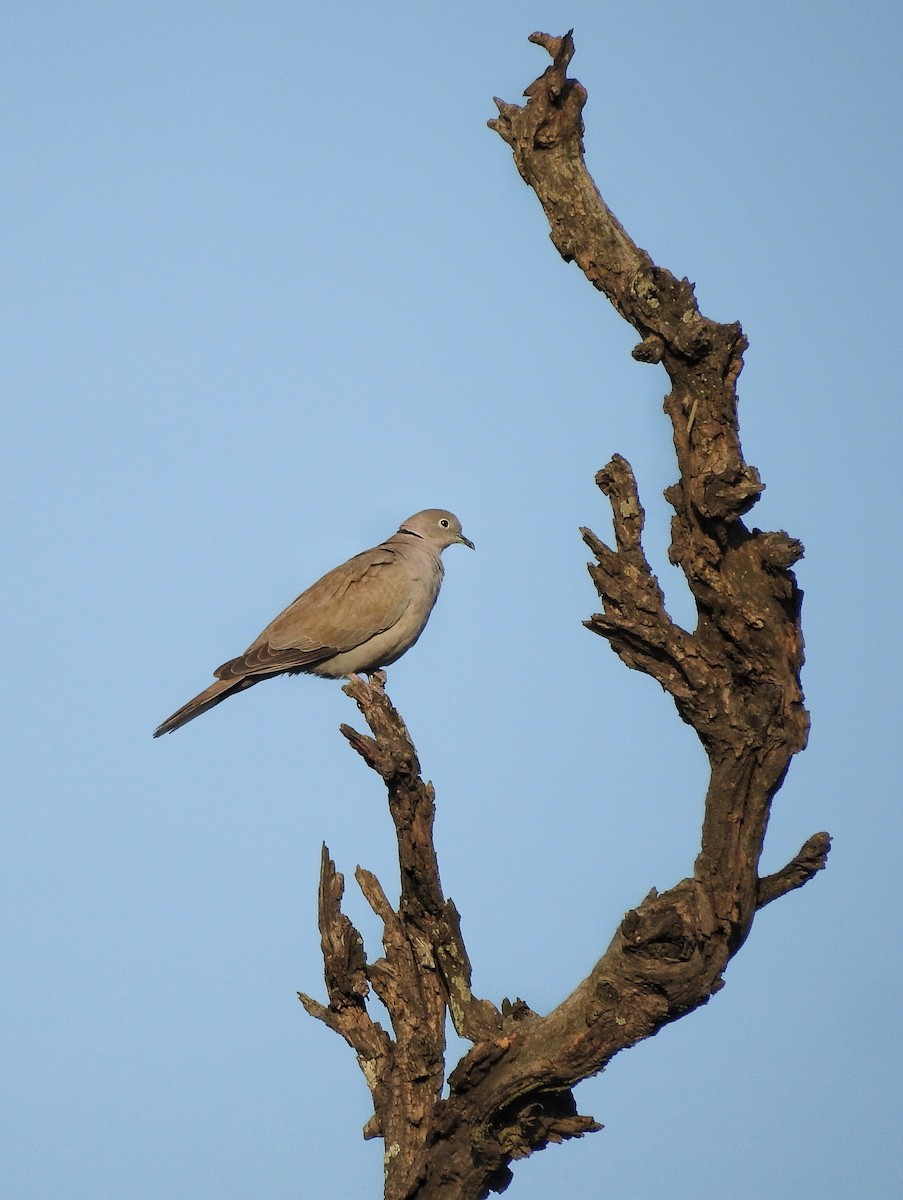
215, 546, 413, 680
214, 640, 337, 678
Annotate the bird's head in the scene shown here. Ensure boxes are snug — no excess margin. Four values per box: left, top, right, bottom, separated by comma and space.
398, 509, 474, 552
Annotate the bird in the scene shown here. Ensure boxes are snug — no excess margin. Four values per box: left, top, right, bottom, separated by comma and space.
153, 509, 474, 737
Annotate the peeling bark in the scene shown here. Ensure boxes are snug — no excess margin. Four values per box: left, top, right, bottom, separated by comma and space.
300, 32, 829, 1200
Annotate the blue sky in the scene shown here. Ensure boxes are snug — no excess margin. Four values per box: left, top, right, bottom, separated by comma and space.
3, 3, 901, 1197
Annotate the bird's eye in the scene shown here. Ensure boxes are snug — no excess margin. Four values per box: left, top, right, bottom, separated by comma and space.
439, 518, 450, 528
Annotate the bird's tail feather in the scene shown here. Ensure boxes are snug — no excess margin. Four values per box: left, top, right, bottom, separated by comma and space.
153, 677, 250, 737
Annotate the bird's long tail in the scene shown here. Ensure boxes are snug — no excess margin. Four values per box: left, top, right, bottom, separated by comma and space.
153, 677, 252, 737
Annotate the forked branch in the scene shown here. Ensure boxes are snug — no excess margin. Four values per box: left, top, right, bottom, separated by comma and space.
301, 32, 830, 1200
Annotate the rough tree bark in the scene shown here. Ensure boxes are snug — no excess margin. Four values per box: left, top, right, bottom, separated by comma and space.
298, 32, 830, 1200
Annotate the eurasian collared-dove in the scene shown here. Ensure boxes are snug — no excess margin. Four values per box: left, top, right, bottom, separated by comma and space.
153, 509, 473, 737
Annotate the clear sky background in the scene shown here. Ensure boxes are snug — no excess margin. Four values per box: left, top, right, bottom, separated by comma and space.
4, 3, 901, 1197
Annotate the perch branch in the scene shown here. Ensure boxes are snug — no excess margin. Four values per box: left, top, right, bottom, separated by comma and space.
341, 672, 502, 1045
302, 675, 501, 1200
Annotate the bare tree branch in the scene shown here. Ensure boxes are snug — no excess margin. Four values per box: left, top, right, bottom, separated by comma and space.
580, 454, 701, 701
757, 833, 831, 909
301, 674, 502, 1199
297, 845, 392, 1103
300, 32, 829, 1200
341, 673, 503, 1046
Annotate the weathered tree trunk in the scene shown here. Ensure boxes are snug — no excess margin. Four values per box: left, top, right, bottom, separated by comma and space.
299, 32, 829, 1200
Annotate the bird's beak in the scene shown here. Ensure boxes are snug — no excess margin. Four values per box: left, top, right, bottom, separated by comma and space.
458, 533, 475, 550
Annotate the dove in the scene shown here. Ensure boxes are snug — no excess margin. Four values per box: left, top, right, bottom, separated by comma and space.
153, 509, 473, 736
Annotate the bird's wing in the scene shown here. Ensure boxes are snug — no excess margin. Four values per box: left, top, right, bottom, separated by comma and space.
214, 546, 416, 680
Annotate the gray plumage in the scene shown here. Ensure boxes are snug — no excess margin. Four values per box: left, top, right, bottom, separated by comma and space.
153, 509, 473, 737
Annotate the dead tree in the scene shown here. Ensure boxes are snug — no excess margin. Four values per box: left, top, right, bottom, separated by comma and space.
298, 31, 829, 1200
